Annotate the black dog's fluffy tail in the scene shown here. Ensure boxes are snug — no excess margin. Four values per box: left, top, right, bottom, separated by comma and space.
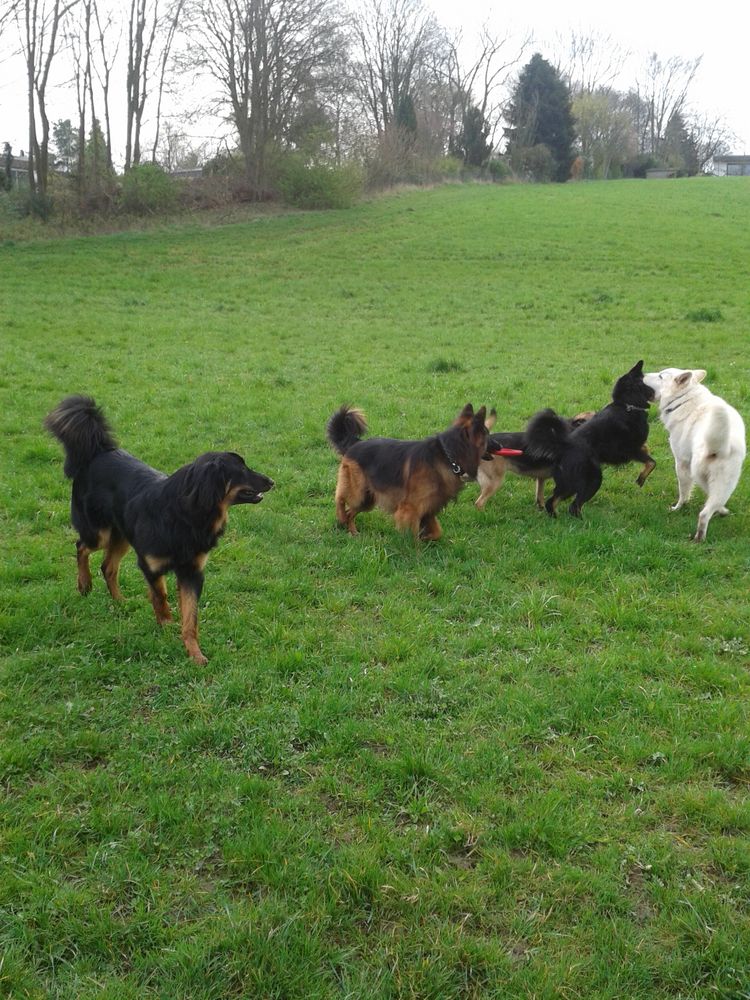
44, 395, 118, 478
524, 408, 571, 462
326, 405, 368, 456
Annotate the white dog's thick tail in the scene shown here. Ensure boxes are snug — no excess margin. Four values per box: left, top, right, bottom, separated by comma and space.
703, 408, 731, 456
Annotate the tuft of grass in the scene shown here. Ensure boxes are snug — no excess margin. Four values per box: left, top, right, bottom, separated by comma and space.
686, 306, 724, 323
2, 177, 750, 999
427, 357, 466, 373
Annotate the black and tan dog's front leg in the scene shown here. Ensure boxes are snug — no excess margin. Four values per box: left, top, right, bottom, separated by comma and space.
140, 555, 173, 624
176, 569, 207, 665
636, 447, 656, 487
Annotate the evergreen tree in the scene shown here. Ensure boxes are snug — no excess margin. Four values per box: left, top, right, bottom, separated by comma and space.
505, 53, 576, 182
396, 93, 418, 135
52, 119, 78, 173
454, 105, 492, 168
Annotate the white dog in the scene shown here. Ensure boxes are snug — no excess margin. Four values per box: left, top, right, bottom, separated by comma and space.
643, 368, 746, 541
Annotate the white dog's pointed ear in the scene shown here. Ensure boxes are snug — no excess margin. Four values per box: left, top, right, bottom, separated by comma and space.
675, 371, 692, 387
694, 369, 707, 383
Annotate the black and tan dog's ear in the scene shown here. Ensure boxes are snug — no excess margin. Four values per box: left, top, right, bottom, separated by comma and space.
485, 408, 497, 431
454, 403, 474, 426
181, 460, 225, 518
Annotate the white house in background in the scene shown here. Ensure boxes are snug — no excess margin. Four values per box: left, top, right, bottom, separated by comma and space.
712, 154, 750, 176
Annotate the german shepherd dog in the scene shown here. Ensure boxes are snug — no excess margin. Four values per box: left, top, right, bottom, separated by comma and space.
45, 395, 274, 664
476, 409, 595, 510
327, 403, 489, 540
524, 361, 656, 518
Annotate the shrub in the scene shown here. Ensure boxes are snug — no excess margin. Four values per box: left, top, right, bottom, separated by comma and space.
119, 164, 178, 215
487, 158, 511, 183
278, 158, 362, 210
9, 189, 55, 221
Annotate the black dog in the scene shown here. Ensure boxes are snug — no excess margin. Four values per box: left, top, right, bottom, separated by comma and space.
44, 395, 273, 664
524, 360, 656, 518
476, 409, 595, 510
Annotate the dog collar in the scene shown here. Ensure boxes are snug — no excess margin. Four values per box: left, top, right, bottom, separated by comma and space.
664, 399, 688, 415
437, 436, 464, 477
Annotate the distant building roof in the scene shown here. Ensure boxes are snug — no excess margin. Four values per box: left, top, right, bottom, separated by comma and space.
713, 154, 750, 164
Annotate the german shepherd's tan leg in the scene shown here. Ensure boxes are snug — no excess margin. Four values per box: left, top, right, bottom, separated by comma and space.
101, 537, 130, 601
636, 447, 656, 487
475, 460, 505, 510
335, 460, 372, 535
177, 572, 206, 665
535, 478, 546, 509
419, 514, 442, 541
394, 501, 423, 539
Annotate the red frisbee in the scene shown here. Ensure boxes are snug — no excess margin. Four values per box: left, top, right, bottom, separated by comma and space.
492, 447, 524, 457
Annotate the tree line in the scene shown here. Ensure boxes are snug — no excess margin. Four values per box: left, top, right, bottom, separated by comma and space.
1, 0, 736, 216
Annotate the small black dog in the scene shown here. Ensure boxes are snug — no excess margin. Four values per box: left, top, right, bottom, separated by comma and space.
45, 395, 274, 664
524, 360, 656, 518
476, 409, 595, 510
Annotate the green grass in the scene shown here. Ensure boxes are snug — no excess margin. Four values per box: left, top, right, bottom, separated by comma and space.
2, 178, 750, 999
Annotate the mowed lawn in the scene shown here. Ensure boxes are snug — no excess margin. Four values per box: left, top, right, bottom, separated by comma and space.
1, 179, 750, 999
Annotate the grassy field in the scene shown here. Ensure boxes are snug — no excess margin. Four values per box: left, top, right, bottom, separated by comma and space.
2, 178, 750, 999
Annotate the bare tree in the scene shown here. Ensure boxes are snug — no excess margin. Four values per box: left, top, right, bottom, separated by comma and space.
15, 0, 79, 195
438, 24, 529, 153
635, 51, 702, 155
687, 111, 736, 173
350, 0, 441, 137
125, 0, 183, 169
556, 28, 629, 97
187, 0, 342, 194
92, 0, 121, 169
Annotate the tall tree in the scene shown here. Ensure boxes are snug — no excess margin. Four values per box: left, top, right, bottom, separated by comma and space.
557, 28, 628, 97
187, 0, 342, 195
125, 0, 183, 170
438, 24, 529, 155
15, 0, 79, 195
505, 53, 576, 182
572, 88, 635, 178
634, 52, 701, 156
350, 0, 441, 138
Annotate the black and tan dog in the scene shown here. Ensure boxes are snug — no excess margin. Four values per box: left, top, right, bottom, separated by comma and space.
327, 403, 489, 540
524, 360, 656, 518
44, 395, 273, 664
476, 408, 595, 510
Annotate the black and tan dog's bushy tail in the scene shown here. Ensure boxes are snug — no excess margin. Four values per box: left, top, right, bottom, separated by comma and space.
44, 395, 118, 478
326, 405, 368, 456
524, 408, 571, 462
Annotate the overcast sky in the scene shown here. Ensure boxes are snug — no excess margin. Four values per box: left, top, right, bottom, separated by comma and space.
1, 0, 747, 161
427, 0, 749, 150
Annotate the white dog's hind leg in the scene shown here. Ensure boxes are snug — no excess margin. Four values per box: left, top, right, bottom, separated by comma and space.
671, 460, 694, 511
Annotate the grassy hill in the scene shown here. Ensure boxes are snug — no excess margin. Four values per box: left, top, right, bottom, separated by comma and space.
2, 179, 750, 998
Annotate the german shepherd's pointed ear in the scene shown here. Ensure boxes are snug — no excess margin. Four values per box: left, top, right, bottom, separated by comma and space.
675, 370, 693, 388
454, 403, 475, 427
630, 360, 644, 374
694, 369, 707, 383
485, 408, 497, 431
470, 406, 488, 444
181, 459, 226, 520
